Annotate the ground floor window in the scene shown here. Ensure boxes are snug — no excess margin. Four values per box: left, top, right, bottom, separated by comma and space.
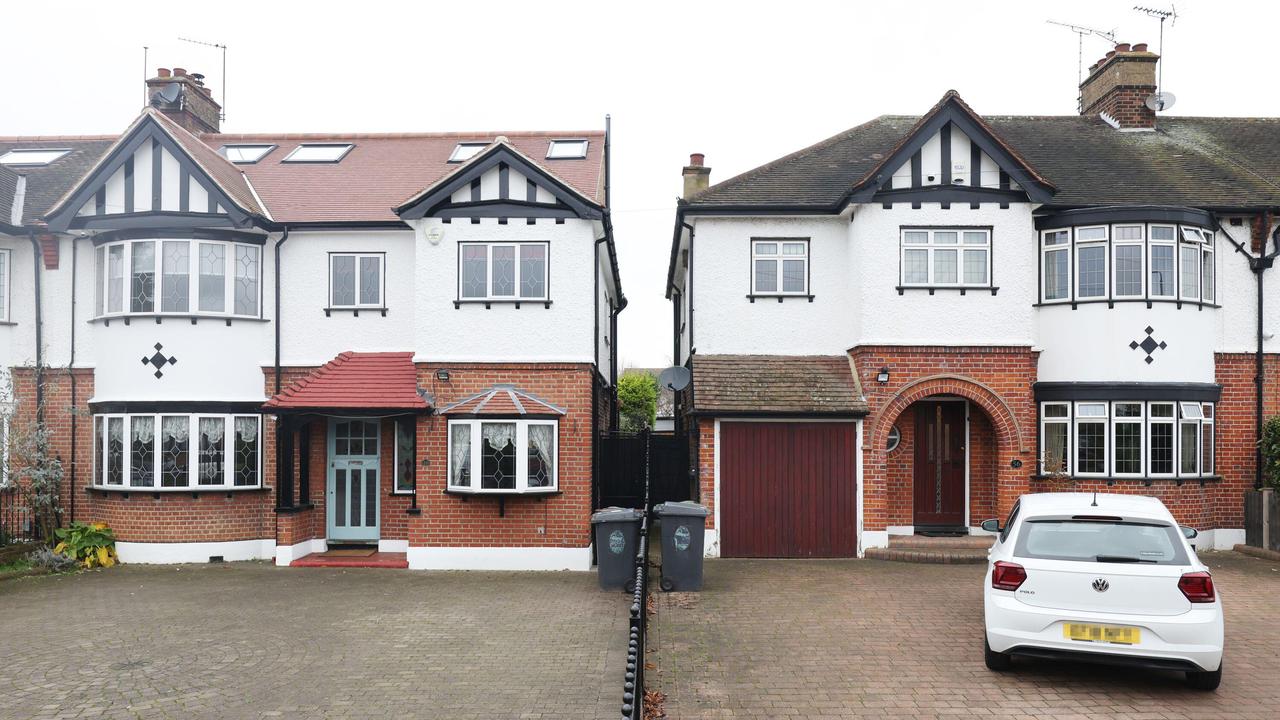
93, 413, 261, 490
1039, 401, 1214, 480
447, 419, 557, 493
393, 417, 415, 494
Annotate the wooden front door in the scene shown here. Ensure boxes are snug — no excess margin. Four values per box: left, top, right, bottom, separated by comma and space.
912, 401, 966, 529
327, 419, 380, 543
720, 422, 858, 558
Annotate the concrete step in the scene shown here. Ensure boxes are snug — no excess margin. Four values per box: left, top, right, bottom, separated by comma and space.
888, 534, 994, 550
864, 547, 989, 564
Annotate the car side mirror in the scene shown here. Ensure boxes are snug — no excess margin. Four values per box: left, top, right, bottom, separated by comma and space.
1181, 526, 1198, 540
980, 518, 1001, 533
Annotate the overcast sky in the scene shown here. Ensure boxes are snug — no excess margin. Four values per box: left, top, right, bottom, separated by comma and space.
2, 0, 1274, 369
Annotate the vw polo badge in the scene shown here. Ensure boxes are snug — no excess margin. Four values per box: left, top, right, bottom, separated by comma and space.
1092, 578, 1110, 593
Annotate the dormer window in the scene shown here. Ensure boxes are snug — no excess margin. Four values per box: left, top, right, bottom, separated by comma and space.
220, 144, 276, 163
282, 143, 353, 163
449, 143, 488, 163
0, 148, 71, 166
546, 139, 588, 159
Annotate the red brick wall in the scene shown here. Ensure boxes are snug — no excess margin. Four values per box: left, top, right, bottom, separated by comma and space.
884, 406, 914, 527
851, 345, 1039, 532
9, 367, 96, 528
410, 362, 596, 548
1214, 353, 1280, 528
697, 417, 715, 530
969, 411, 998, 525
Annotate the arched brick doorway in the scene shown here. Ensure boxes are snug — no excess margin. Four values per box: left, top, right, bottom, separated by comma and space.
866, 375, 1031, 535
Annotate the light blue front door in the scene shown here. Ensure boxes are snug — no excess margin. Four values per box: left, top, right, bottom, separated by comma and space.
327, 419, 380, 543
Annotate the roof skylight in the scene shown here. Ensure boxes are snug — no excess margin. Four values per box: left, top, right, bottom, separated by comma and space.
220, 144, 276, 163
282, 143, 354, 163
449, 143, 488, 162
0, 148, 72, 166
546, 139, 588, 159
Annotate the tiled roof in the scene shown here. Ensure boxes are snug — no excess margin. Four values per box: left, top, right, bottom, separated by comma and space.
690, 355, 868, 416
440, 385, 566, 416
149, 110, 267, 217
687, 112, 1280, 210
0, 137, 114, 225
263, 351, 428, 411
0, 166, 18, 227
208, 130, 605, 223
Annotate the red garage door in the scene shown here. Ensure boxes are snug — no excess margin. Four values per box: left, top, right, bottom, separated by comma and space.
720, 422, 858, 558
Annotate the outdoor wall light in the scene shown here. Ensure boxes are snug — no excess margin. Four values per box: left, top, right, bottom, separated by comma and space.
435, 370, 451, 382
876, 367, 890, 384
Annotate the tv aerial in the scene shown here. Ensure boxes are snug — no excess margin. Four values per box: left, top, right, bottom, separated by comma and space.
1046, 20, 1117, 88
1135, 5, 1178, 112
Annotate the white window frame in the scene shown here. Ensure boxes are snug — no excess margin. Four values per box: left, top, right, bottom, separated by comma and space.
1074, 225, 1108, 299
1200, 230, 1215, 303
1179, 237, 1201, 302
1112, 225, 1145, 298
1178, 402, 1202, 476
92, 238, 261, 319
750, 239, 809, 295
1148, 224, 1178, 299
281, 143, 353, 163
0, 148, 70, 166
1201, 403, 1215, 476
1039, 402, 1071, 474
1040, 229, 1071, 303
449, 143, 488, 163
899, 228, 991, 288
446, 418, 558, 494
1073, 402, 1109, 476
546, 139, 588, 159
1148, 402, 1177, 479
457, 242, 550, 301
328, 252, 386, 309
92, 413, 262, 491
1111, 402, 1144, 477
219, 144, 276, 164
0, 248, 10, 322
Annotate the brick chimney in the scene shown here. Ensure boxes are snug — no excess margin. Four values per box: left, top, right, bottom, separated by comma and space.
1079, 42, 1158, 130
683, 153, 710, 199
146, 67, 221, 134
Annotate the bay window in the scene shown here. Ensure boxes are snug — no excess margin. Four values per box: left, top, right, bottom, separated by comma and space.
1075, 226, 1107, 298
447, 419, 557, 493
93, 238, 261, 318
1038, 222, 1215, 304
1039, 400, 1215, 480
900, 228, 990, 288
752, 239, 809, 295
459, 242, 549, 301
1112, 225, 1143, 297
1149, 226, 1176, 298
1042, 230, 1070, 301
93, 414, 261, 490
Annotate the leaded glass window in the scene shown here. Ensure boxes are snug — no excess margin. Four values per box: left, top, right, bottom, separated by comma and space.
527, 423, 555, 488
235, 245, 259, 315
450, 423, 471, 488
198, 417, 225, 486
106, 417, 124, 485
108, 245, 125, 313
234, 417, 259, 487
329, 253, 383, 308
1077, 245, 1106, 298
130, 416, 155, 487
481, 422, 517, 490
161, 241, 190, 312
198, 243, 225, 312
394, 418, 415, 493
491, 245, 516, 296
331, 255, 355, 306
130, 241, 155, 312
459, 243, 549, 301
448, 420, 558, 493
161, 416, 190, 487
519, 244, 546, 299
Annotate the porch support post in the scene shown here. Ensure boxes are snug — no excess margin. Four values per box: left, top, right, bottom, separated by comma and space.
297, 419, 311, 506
276, 416, 296, 510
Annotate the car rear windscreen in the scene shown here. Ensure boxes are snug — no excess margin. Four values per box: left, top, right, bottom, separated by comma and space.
1014, 519, 1189, 565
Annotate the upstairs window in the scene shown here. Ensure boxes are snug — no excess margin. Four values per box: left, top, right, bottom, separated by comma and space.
1039, 222, 1214, 305
751, 239, 808, 295
458, 242, 549, 301
219, 145, 275, 163
900, 228, 990, 288
0, 148, 70, 166
329, 253, 385, 309
93, 238, 260, 318
546, 139, 588, 159
449, 143, 488, 162
282, 143, 353, 163
1041, 230, 1070, 301
1074, 226, 1108, 298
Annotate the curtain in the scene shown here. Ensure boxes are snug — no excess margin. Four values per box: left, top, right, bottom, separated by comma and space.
527, 424, 554, 487
482, 422, 516, 449
450, 424, 471, 487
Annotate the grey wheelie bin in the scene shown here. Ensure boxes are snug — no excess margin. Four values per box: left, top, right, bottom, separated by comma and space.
592, 506, 644, 590
655, 501, 710, 591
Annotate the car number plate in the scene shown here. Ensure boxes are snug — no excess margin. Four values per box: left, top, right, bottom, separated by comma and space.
1063, 623, 1140, 645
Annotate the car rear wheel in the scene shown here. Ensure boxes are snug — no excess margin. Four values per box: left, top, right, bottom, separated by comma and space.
1186, 662, 1222, 691
984, 637, 1012, 671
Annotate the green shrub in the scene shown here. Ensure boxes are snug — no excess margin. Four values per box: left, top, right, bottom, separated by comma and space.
1261, 416, 1280, 490
618, 371, 658, 433
54, 522, 118, 569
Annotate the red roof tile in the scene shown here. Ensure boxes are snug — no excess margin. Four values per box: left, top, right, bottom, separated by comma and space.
264, 351, 428, 411
440, 385, 566, 416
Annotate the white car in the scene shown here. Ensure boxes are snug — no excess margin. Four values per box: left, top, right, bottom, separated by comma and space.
982, 492, 1223, 690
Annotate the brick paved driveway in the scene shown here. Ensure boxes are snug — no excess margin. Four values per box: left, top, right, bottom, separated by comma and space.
650, 551, 1280, 719
0, 563, 627, 720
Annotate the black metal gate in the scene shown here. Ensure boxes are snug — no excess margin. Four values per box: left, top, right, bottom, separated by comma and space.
597, 431, 690, 510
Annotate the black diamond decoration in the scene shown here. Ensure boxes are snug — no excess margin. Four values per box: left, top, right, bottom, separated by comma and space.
141, 343, 178, 379
1130, 327, 1167, 365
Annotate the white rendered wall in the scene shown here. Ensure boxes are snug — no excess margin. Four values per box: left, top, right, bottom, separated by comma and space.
278, 229, 416, 366
688, 216, 852, 356
1216, 219, 1280, 354
1036, 303, 1215, 383
851, 203, 1037, 346
411, 217, 598, 364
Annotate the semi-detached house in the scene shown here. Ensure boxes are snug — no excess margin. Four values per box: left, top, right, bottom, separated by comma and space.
0, 67, 623, 569
667, 43, 1280, 558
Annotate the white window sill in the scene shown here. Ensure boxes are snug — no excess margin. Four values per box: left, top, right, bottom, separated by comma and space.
90, 313, 267, 326
444, 487, 559, 496
86, 485, 269, 495
746, 293, 813, 303
324, 306, 388, 317
453, 299, 552, 309
896, 285, 998, 296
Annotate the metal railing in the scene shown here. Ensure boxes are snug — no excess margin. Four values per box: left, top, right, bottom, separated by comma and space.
0, 484, 36, 546
620, 429, 652, 719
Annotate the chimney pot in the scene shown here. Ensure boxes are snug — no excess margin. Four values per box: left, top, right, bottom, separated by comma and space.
157, 68, 171, 78
173, 67, 187, 77
1105, 50, 1116, 60
144, 63, 221, 133
1115, 42, 1131, 53
1133, 43, 1149, 52
689, 153, 705, 167
682, 153, 711, 199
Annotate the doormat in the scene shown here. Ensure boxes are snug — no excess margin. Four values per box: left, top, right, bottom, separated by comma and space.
322, 548, 377, 557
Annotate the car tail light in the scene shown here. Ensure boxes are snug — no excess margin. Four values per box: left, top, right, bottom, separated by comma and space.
991, 561, 1027, 591
1178, 571, 1216, 603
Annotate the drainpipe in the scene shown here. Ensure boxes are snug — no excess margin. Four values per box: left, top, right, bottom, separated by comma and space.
26, 229, 44, 423
68, 236, 78, 524
683, 221, 695, 353
272, 227, 291, 394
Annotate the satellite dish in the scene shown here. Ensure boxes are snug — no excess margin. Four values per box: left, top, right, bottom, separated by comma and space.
1145, 91, 1176, 112
151, 83, 182, 107
658, 366, 691, 392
